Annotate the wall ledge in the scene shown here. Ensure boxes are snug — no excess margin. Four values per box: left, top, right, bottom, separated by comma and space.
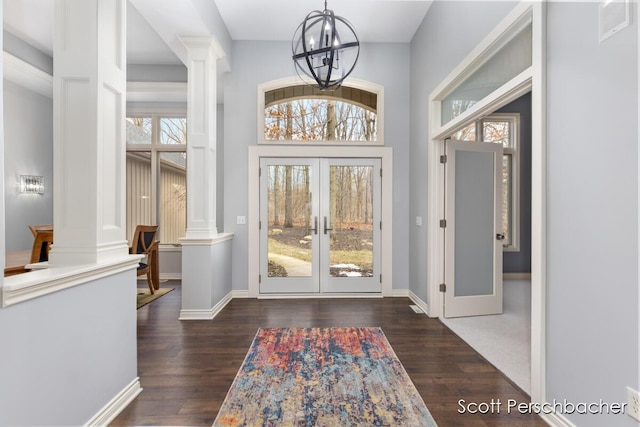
2, 256, 141, 308
180, 232, 234, 246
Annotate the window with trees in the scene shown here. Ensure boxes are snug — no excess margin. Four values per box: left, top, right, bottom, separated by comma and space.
126, 116, 187, 245
452, 113, 520, 250
262, 84, 379, 143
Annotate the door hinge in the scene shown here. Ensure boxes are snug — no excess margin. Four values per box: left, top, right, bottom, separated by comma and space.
439, 219, 447, 228
259, 274, 262, 284
439, 283, 446, 292
380, 274, 382, 283
259, 221, 261, 230
440, 155, 447, 164
259, 167, 261, 177
379, 221, 382, 230
380, 168, 383, 178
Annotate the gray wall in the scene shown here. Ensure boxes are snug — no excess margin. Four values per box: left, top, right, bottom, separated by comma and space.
498, 93, 531, 274
0, 271, 139, 425
546, 3, 638, 426
224, 41, 411, 291
409, 1, 519, 306
3, 80, 53, 252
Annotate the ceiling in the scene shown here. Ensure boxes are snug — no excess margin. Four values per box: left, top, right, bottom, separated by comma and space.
3, 0, 432, 66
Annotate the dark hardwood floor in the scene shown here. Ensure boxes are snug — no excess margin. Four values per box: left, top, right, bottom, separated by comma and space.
112, 281, 546, 426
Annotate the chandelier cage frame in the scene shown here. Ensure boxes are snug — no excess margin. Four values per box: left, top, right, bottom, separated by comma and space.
292, 2, 360, 90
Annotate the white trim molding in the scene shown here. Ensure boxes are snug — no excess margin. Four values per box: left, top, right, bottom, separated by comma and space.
3, 51, 53, 98
2, 256, 142, 308
84, 377, 142, 427
407, 290, 431, 317
179, 290, 233, 320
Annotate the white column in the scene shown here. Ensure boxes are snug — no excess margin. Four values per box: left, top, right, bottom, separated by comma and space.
49, 0, 129, 265
178, 36, 233, 320
179, 36, 218, 238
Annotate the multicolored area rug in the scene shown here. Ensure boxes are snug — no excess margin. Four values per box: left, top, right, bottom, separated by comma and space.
213, 327, 437, 426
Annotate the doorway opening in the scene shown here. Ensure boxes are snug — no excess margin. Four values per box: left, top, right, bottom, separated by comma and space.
426, 2, 546, 402
259, 158, 381, 294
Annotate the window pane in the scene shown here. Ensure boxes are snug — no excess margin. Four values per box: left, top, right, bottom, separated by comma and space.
452, 123, 477, 141
126, 118, 152, 144
159, 152, 187, 244
483, 120, 510, 147
126, 152, 152, 243
502, 154, 513, 247
441, 24, 532, 125
159, 118, 187, 145
265, 99, 377, 142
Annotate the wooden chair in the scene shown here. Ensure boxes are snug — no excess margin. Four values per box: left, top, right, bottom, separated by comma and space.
28, 224, 53, 237
130, 225, 159, 294
30, 230, 53, 264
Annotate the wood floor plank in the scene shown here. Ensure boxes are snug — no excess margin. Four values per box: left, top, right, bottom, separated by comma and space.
111, 282, 547, 426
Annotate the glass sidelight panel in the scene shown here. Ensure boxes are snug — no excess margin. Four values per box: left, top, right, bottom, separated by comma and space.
266, 165, 313, 278
328, 165, 375, 278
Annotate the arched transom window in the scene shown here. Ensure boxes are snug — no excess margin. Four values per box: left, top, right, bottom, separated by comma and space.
259, 79, 383, 145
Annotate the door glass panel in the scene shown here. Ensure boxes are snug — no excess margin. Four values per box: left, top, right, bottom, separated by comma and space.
267, 165, 313, 277
328, 165, 374, 278
454, 151, 495, 296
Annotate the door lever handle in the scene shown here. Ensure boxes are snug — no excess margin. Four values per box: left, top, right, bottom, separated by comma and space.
310, 216, 318, 235
324, 216, 333, 235
496, 233, 505, 241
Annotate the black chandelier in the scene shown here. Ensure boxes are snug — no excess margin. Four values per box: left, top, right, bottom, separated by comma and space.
292, 1, 360, 90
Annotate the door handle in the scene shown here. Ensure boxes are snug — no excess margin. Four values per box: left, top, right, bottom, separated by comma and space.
324, 216, 333, 235
310, 216, 318, 234
496, 233, 505, 241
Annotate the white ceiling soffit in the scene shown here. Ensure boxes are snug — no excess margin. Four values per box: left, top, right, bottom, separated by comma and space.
213, 0, 433, 43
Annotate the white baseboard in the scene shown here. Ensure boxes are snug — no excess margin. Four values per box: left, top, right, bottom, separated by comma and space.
540, 412, 577, 427
257, 293, 383, 299
407, 290, 431, 317
232, 290, 249, 298
179, 291, 233, 320
159, 273, 182, 281
84, 377, 142, 426
391, 289, 409, 297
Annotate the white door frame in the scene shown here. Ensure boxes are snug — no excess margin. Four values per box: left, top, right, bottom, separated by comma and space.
248, 146, 393, 298
426, 2, 547, 404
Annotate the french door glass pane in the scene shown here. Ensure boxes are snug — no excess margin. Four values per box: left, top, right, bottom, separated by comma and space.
267, 165, 313, 277
159, 152, 186, 244
329, 165, 374, 278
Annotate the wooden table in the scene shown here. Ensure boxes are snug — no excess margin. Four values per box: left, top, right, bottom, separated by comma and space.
4, 250, 31, 276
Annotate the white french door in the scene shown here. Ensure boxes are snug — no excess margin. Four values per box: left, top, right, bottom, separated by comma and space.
259, 158, 381, 294
443, 140, 503, 317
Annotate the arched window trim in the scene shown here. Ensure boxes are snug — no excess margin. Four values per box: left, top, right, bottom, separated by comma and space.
257, 76, 385, 146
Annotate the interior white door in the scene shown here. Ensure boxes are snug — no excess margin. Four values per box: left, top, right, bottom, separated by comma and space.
259, 158, 381, 294
444, 140, 503, 318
